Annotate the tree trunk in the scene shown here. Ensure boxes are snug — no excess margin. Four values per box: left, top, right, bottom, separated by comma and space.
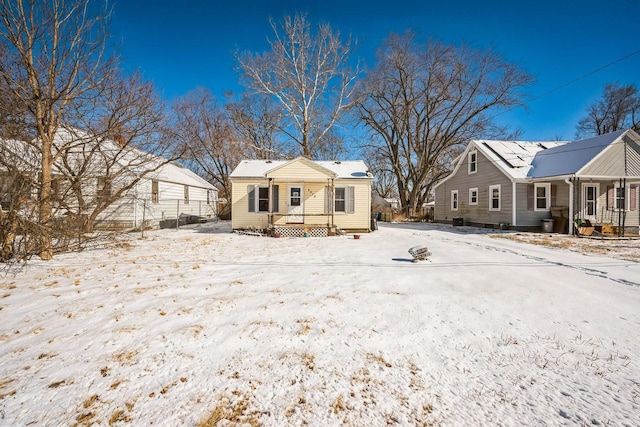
39, 139, 54, 260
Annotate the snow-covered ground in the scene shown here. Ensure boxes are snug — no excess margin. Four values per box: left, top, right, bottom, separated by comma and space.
1, 221, 639, 426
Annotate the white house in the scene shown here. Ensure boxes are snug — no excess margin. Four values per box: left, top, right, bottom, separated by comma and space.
1, 127, 218, 230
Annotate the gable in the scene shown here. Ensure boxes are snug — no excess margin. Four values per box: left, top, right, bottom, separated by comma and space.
265, 157, 337, 181
579, 131, 640, 177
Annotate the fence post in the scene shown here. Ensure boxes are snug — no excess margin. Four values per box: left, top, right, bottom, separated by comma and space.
141, 199, 147, 239
176, 199, 180, 230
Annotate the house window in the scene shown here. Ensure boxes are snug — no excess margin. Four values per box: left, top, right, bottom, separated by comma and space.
451, 190, 458, 211
489, 184, 501, 211
468, 150, 477, 174
334, 186, 355, 213
335, 187, 346, 212
616, 187, 625, 210
151, 180, 159, 203
469, 187, 478, 205
184, 185, 189, 204
607, 185, 634, 211
534, 183, 551, 211
97, 177, 111, 200
258, 187, 269, 212
248, 185, 280, 213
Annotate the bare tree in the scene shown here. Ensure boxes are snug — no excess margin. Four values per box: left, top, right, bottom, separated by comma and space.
55, 70, 175, 234
356, 32, 533, 212
226, 92, 286, 160
0, 0, 175, 260
0, 0, 114, 259
172, 87, 241, 202
235, 13, 358, 158
576, 82, 640, 138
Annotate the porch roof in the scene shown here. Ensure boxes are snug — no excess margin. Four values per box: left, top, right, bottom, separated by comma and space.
528, 130, 626, 179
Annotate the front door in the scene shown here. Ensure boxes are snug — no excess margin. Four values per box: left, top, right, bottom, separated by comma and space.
287, 185, 304, 224
582, 183, 599, 221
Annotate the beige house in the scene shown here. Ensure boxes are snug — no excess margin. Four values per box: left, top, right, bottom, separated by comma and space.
230, 157, 373, 236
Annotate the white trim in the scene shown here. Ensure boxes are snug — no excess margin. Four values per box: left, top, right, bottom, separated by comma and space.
468, 187, 478, 205
581, 182, 599, 220
613, 183, 630, 211
468, 150, 477, 174
512, 181, 517, 226
534, 183, 551, 211
489, 184, 501, 211
451, 190, 459, 211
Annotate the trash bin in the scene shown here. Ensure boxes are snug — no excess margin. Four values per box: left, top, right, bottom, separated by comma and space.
452, 217, 463, 226
541, 218, 554, 233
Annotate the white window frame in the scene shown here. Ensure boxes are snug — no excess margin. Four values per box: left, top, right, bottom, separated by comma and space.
333, 186, 355, 214
451, 190, 458, 211
582, 183, 599, 219
468, 150, 477, 174
489, 184, 501, 211
613, 184, 631, 211
534, 183, 551, 211
469, 187, 478, 205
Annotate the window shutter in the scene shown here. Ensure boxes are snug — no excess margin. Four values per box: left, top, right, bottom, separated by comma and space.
551, 184, 557, 207
272, 185, 279, 213
607, 186, 614, 210
630, 185, 637, 211
527, 184, 534, 210
248, 185, 255, 212
347, 186, 355, 213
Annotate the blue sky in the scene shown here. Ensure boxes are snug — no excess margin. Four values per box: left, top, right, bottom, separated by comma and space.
110, 0, 640, 141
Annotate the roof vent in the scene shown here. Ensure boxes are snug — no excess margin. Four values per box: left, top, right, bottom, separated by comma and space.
334, 161, 341, 164
266, 160, 272, 163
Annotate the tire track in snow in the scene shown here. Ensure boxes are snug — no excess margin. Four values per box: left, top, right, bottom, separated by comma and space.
436, 236, 640, 287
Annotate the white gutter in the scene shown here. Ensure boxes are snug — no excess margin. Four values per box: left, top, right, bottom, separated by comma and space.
565, 176, 574, 235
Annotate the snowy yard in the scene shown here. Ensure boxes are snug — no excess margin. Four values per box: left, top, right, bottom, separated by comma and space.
1, 221, 639, 426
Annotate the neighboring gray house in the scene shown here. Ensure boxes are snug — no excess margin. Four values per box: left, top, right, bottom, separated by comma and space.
434, 129, 640, 234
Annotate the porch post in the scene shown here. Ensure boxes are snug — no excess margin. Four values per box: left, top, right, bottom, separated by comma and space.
566, 176, 574, 235
330, 178, 335, 227
268, 178, 273, 226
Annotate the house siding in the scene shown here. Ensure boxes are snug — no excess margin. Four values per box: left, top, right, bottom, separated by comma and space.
267, 161, 334, 181
581, 137, 640, 177
95, 179, 216, 229
514, 181, 569, 227
434, 149, 512, 227
231, 177, 371, 232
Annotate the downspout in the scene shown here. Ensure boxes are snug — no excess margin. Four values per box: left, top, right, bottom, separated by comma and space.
511, 181, 517, 228
565, 176, 574, 235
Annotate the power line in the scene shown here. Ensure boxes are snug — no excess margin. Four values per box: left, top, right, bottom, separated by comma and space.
530, 49, 640, 102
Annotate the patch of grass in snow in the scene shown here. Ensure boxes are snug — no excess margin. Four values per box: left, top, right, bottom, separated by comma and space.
366, 352, 393, 368
198, 393, 259, 427
111, 349, 139, 365
0, 378, 16, 399
295, 318, 313, 335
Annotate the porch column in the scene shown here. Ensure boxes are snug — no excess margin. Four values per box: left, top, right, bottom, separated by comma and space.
268, 178, 273, 226
565, 176, 574, 235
